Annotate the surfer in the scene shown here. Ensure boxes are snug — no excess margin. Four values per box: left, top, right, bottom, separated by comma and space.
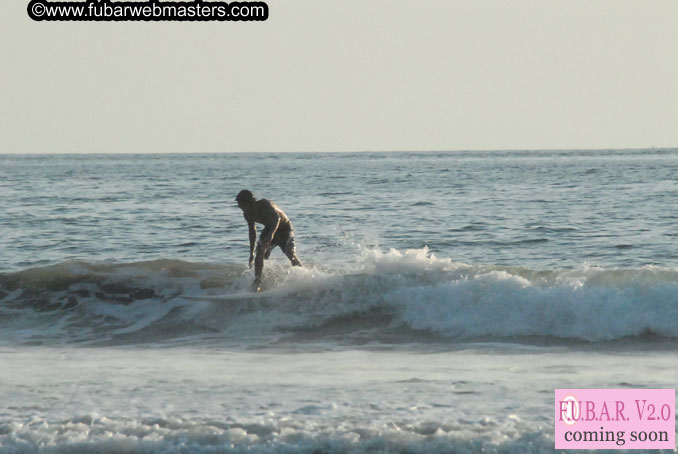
235, 189, 302, 291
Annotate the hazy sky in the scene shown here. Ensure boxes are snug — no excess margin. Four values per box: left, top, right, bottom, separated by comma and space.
2, 0, 677, 153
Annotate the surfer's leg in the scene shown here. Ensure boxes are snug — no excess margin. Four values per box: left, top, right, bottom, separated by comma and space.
281, 232, 302, 267
285, 249, 302, 267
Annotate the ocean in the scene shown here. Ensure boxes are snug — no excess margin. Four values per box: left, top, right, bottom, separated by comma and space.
1, 149, 677, 453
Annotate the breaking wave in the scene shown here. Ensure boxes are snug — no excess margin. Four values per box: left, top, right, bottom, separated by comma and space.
2, 248, 678, 346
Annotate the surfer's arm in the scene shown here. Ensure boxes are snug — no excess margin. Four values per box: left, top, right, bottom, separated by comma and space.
247, 220, 256, 267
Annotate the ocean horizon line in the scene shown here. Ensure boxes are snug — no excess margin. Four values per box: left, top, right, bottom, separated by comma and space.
2, 146, 678, 156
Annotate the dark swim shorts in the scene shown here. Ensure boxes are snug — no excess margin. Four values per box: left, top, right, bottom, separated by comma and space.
259, 223, 296, 255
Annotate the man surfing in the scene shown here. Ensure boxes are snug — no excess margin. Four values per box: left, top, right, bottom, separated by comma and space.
235, 189, 302, 291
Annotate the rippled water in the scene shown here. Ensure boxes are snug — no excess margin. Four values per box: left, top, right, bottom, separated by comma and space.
2, 149, 678, 271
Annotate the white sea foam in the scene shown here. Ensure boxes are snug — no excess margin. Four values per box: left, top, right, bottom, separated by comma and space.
0, 416, 553, 454
3, 346, 674, 454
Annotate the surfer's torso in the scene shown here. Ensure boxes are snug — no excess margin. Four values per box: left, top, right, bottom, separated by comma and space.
242, 199, 292, 231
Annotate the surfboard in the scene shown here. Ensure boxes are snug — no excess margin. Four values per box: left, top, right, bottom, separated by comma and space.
182, 291, 269, 303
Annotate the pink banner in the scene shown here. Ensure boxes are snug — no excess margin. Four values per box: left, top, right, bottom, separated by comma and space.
555, 389, 675, 450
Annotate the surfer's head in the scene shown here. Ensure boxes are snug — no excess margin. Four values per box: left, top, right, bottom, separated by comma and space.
235, 189, 255, 208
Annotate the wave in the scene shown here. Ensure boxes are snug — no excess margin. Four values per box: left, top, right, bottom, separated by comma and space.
2, 249, 678, 346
